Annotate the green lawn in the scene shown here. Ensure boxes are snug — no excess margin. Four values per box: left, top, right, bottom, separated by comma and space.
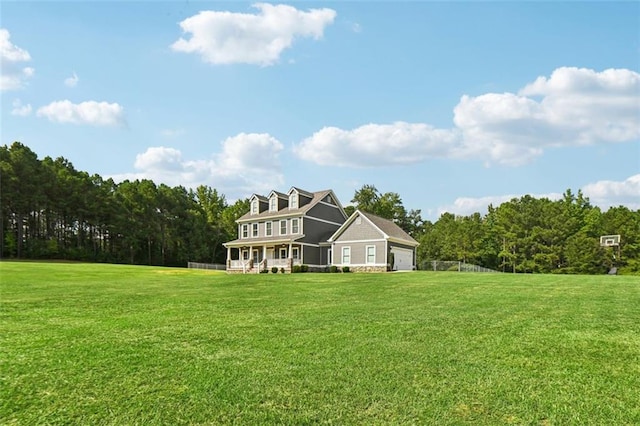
1, 262, 639, 425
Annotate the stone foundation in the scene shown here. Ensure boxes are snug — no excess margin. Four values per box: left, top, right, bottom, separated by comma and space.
348, 265, 388, 273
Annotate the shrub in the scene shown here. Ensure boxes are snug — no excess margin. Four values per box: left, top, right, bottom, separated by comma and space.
301, 264, 309, 273
280, 268, 285, 274
260, 269, 269, 274
329, 265, 339, 273
342, 266, 350, 273
292, 265, 301, 273
271, 267, 279, 274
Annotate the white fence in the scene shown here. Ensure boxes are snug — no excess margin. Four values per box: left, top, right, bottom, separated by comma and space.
420, 260, 498, 273
187, 262, 227, 271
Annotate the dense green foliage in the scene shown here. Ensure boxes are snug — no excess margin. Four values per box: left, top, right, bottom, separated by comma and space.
1, 142, 248, 266
350, 186, 640, 275
2, 262, 639, 424
2, 142, 639, 273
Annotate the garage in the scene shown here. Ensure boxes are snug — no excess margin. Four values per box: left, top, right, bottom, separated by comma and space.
391, 247, 414, 271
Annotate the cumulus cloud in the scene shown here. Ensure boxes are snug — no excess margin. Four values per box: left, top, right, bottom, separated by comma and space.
36, 100, 125, 126
0, 28, 35, 91
64, 72, 79, 87
11, 99, 32, 116
437, 174, 640, 217
294, 122, 459, 167
111, 133, 285, 197
295, 67, 640, 167
170, 3, 336, 66
582, 174, 640, 211
437, 193, 563, 217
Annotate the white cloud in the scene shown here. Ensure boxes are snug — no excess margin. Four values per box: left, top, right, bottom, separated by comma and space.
582, 174, 640, 210
295, 67, 640, 167
64, 72, 79, 87
110, 133, 285, 198
36, 100, 125, 126
437, 193, 563, 217
11, 99, 32, 116
294, 122, 460, 167
0, 28, 35, 91
170, 3, 336, 66
437, 174, 640, 217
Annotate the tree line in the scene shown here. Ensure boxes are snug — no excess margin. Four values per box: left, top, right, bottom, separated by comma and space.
1, 142, 248, 266
2, 142, 639, 273
349, 185, 639, 274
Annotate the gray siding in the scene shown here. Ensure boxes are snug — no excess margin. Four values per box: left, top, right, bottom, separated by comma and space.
335, 215, 385, 242
307, 202, 346, 225
301, 217, 341, 245
333, 241, 386, 265
302, 245, 321, 265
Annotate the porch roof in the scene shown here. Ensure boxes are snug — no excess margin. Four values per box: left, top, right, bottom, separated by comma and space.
223, 235, 304, 247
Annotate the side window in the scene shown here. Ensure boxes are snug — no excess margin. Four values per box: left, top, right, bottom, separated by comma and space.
280, 220, 287, 235
242, 224, 248, 238
366, 245, 375, 263
252, 223, 258, 237
342, 247, 351, 264
291, 218, 299, 234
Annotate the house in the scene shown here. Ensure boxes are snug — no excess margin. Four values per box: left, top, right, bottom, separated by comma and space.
224, 187, 348, 273
328, 210, 419, 272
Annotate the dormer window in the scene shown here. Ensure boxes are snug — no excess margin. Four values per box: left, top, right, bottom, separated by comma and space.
251, 199, 258, 214
289, 193, 298, 209
269, 197, 277, 212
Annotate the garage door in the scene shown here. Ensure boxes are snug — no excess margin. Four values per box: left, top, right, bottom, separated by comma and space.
391, 247, 414, 271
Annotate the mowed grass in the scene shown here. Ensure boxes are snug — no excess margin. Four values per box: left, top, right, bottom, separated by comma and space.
1, 262, 639, 425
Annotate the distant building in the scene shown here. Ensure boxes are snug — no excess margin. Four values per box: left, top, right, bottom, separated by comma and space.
224, 187, 418, 273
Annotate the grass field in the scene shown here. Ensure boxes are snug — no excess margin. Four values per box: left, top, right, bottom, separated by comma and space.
1, 262, 639, 425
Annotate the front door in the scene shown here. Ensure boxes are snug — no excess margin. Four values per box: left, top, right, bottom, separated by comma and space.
253, 250, 260, 264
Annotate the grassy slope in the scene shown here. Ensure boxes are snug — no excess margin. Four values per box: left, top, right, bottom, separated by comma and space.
1, 262, 639, 425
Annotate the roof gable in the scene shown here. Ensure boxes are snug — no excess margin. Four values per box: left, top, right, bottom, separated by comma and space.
237, 189, 346, 222
329, 210, 418, 246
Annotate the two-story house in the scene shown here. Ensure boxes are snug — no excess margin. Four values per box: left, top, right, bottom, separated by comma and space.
224, 187, 348, 273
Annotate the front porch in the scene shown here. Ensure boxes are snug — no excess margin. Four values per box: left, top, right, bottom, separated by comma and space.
225, 243, 303, 274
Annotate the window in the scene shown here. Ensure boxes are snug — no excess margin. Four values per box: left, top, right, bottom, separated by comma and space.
251, 200, 258, 214
366, 245, 376, 264
242, 224, 248, 238
292, 247, 299, 260
269, 197, 277, 212
252, 223, 258, 237
342, 247, 351, 265
242, 250, 249, 260
289, 194, 298, 209
265, 221, 272, 236
291, 218, 299, 234
280, 248, 287, 259
280, 220, 287, 235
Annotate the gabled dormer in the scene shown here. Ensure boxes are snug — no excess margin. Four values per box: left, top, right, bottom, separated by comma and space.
249, 194, 268, 215
267, 190, 288, 213
288, 187, 314, 210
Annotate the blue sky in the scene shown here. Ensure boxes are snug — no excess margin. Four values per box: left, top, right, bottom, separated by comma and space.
2, 1, 639, 220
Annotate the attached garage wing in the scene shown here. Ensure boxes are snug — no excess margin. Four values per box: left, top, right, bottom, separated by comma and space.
391, 247, 414, 271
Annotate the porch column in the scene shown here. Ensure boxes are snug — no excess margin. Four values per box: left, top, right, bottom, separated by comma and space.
288, 242, 292, 258
262, 246, 267, 263
227, 247, 231, 261
249, 245, 253, 268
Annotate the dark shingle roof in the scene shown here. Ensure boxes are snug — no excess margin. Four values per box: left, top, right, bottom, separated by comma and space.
359, 211, 419, 245
237, 189, 335, 222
